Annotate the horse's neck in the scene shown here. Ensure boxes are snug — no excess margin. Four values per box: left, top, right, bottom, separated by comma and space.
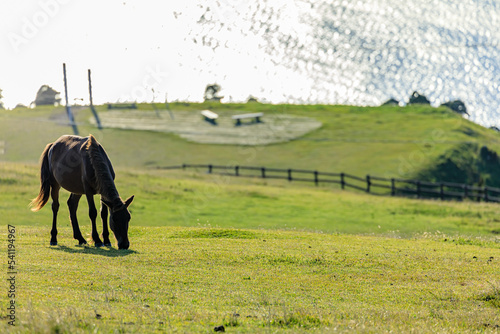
99, 177, 121, 206
91, 158, 120, 205
86, 136, 121, 206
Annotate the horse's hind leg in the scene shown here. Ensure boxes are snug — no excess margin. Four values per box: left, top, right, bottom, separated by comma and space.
50, 185, 60, 246
100, 202, 111, 247
86, 194, 103, 247
67, 194, 87, 245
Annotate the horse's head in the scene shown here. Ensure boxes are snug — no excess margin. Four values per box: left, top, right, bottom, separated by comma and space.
107, 195, 134, 250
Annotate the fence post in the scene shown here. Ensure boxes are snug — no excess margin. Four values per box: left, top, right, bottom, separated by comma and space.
464, 185, 468, 200
340, 173, 345, 190
314, 171, 319, 186
182, 163, 186, 170
366, 175, 371, 193
208, 164, 213, 174
391, 178, 395, 196
261, 167, 266, 179
288, 169, 292, 182
484, 187, 489, 202
235, 165, 239, 176
440, 183, 444, 200
416, 181, 421, 199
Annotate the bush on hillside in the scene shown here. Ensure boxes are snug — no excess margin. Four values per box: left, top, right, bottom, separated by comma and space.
441, 100, 468, 116
416, 143, 500, 187
408, 91, 430, 105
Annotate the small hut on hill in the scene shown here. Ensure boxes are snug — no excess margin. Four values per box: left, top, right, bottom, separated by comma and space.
34, 85, 61, 106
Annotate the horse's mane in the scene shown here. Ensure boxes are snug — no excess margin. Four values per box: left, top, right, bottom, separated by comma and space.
86, 135, 118, 199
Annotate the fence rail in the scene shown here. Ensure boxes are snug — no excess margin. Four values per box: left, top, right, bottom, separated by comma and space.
158, 164, 500, 203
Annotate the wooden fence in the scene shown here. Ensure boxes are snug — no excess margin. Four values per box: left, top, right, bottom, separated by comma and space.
159, 164, 500, 203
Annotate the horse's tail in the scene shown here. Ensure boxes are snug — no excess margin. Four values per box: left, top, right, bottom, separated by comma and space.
30, 143, 53, 212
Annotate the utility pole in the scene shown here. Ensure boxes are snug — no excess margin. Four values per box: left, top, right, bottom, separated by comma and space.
88, 69, 102, 129
63, 63, 79, 135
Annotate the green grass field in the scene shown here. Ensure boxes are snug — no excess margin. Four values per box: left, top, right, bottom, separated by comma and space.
1, 162, 500, 333
2, 225, 500, 333
1, 103, 500, 332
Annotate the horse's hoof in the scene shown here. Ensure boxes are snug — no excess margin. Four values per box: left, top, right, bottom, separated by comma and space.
50, 241, 57, 246
104, 242, 111, 247
95, 242, 104, 248
79, 240, 87, 245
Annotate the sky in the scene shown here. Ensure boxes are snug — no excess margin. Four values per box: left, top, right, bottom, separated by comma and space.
1, 0, 310, 109
0, 1, 219, 108
1, 1, 499, 126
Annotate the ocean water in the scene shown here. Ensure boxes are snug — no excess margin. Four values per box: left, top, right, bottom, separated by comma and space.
176, 0, 500, 126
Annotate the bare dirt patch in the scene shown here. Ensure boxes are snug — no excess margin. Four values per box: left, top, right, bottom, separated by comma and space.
93, 109, 322, 145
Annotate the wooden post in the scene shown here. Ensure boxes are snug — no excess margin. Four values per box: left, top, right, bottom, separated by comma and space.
165, 93, 174, 120
391, 178, 396, 196
63, 63, 79, 135
314, 171, 319, 186
235, 165, 239, 176
464, 185, 468, 200
366, 175, 371, 193
340, 173, 345, 190
484, 187, 489, 202
440, 183, 444, 200
88, 69, 102, 129
416, 181, 421, 199
208, 164, 213, 174
287, 169, 292, 182
261, 167, 266, 179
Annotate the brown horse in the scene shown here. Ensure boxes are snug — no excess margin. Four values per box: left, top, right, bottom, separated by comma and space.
30, 135, 134, 249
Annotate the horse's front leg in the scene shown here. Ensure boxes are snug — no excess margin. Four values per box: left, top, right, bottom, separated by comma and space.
100, 201, 111, 247
67, 194, 87, 245
50, 185, 60, 245
86, 194, 103, 247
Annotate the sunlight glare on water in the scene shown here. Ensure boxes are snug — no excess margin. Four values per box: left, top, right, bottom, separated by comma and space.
177, 0, 500, 126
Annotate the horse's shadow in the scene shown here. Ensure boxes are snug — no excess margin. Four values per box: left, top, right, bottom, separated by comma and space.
50, 245, 138, 257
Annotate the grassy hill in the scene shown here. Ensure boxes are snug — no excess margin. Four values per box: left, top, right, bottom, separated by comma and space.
2, 103, 500, 332
2, 102, 500, 183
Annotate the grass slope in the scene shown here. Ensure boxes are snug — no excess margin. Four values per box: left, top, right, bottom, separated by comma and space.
2, 163, 500, 238
2, 103, 500, 181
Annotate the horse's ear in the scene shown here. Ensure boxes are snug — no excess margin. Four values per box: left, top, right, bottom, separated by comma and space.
124, 195, 134, 208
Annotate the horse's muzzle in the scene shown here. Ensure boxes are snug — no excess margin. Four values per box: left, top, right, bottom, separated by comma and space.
118, 240, 129, 250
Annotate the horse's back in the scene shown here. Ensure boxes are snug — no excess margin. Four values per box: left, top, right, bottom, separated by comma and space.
51, 135, 86, 152
49, 135, 95, 194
